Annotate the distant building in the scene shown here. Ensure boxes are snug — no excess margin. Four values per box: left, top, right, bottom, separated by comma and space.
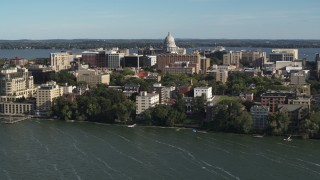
106, 52, 124, 69
123, 55, 142, 68
241, 51, 266, 65
76, 69, 110, 87
194, 87, 213, 101
200, 57, 210, 74
240, 93, 254, 102
157, 54, 200, 73
0, 67, 35, 102
290, 72, 306, 85
36, 81, 63, 111
140, 55, 157, 67
10, 57, 29, 67
163, 61, 197, 75
50, 52, 74, 72
81, 50, 105, 68
251, 105, 269, 130
0, 101, 34, 115
153, 83, 165, 104
269, 49, 298, 62
315, 53, 320, 79
27, 65, 55, 84
260, 90, 296, 112
223, 51, 241, 67
277, 104, 308, 130
123, 83, 140, 98
288, 97, 311, 111
163, 32, 186, 54
136, 91, 159, 115
215, 70, 228, 84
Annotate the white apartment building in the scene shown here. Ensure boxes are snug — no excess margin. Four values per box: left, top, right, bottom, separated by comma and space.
270, 49, 298, 62
50, 52, 74, 72
76, 69, 110, 87
36, 81, 63, 111
0, 67, 35, 102
136, 91, 159, 115
194, 87, 213, 101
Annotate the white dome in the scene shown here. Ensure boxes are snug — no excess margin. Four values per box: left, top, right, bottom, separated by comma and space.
164, 32, 176, 48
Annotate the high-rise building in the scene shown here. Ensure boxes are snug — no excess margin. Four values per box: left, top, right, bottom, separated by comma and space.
241, 51, 266, 64
36, 81, 63, 111
153, 83, 165, 104
200, 57, 210, 74
215, 70, 228, 84
316, 54, 320, 79
81, 50, 105, 68
123, 55, 142, 68
136, 91, 159, 115
106, 53, 124, 69
223, 51, 242, 67
50, 52, 74, 72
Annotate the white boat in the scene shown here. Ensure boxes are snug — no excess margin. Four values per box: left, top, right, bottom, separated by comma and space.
283, 135, 292, 141
253, 135, 264, 138
128, 124, 136, 128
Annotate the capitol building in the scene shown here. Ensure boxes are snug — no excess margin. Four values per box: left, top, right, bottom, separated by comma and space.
163, 32, 186, 55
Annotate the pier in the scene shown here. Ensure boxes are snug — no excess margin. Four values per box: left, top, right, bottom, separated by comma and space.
0, 115, 32, 124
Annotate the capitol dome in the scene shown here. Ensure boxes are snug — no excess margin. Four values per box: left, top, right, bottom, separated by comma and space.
164, 32, 177, 48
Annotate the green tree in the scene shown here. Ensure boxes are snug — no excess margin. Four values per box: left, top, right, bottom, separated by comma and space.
267, 112, 290, 135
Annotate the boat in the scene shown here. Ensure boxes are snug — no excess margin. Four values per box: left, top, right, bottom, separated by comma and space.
127, 124, 136, 128
283, 135, 292, 141
253, 135, 264, 138
192, 129, 197, 133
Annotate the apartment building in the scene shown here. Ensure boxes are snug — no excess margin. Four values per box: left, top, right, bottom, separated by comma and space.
76, 69, 110, 87
50, 52, 74, 72
194, 87, 213, 101
0, 67, 35, 102
251, 105, 269, 130
36, 81, 63, 111
136, 91, 159, 115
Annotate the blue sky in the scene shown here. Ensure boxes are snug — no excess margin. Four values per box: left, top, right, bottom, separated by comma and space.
0, 0, 320, 39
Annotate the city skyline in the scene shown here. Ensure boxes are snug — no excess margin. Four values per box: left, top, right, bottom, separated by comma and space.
1, 0, 320, 40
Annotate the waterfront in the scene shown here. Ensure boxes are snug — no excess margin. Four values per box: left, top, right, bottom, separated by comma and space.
1, 120, 320, 180
0, 47, 320, 60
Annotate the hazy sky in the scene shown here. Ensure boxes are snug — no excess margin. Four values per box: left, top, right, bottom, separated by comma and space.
1, 0, 320, 39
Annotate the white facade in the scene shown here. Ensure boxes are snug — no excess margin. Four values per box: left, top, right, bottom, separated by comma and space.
194, 87, 212, 101
147, 55, 157, 66
136, 91, 159, 115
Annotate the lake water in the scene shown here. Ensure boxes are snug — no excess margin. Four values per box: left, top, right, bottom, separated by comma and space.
1, 120, 320, 180
0, 47, 320, 60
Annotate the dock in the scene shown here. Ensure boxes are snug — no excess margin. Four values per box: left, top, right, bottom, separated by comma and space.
0, 115, 32, 124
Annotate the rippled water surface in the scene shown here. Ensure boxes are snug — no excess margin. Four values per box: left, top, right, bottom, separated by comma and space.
0, 120, 320, 180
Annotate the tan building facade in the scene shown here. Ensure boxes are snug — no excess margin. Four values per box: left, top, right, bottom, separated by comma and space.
0, 102, 33, 115
50, 52, 73, 72
156, 54, 200, 73
76, 69, 110, 87
0, 67, 35, 102
215, 70, 228, 84
36, 82, 63, 111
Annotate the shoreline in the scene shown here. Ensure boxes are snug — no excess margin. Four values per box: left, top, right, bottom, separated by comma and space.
28, 118, 310, 139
